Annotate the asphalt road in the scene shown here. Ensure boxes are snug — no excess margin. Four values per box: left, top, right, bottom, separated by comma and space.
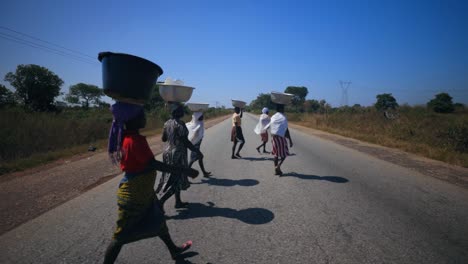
1, 114, 467, 264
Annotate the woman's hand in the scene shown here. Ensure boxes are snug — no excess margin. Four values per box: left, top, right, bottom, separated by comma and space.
184, 168, 199, 178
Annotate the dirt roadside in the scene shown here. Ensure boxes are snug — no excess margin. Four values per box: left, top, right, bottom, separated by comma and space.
0, 115, 229, 235
290, 122, 468, 189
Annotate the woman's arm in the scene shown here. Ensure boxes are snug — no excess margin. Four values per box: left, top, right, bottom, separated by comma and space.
285, 128, 293, 147
162, 129, 168, 142
148, 159, 199, 177
182, 136, 203, 155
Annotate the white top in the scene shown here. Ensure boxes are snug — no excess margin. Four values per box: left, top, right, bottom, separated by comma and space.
265, 112, 288, 137
254, 114, 270, 135
186, 112, 204, 145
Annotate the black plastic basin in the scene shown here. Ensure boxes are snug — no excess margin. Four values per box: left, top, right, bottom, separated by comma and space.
98, 52, 163, 104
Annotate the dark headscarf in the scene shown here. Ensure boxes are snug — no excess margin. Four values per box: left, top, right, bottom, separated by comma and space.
108, 101, 144, 163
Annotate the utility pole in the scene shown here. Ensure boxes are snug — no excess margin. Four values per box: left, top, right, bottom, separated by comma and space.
340, 80, 351, 107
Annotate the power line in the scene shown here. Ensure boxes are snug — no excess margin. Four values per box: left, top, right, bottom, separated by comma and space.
0, 33, 98, 66
0, 26, 95, 59
0, 27, 98, 66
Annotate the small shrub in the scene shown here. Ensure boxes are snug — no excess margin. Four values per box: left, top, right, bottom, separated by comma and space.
443, 122, 468, 153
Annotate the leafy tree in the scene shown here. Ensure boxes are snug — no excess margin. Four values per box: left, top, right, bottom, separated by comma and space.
284, 86, 308, 112
97, 100, 111, 109
65, 83, 103, 108
0, 84, 16, 107
304, 99, 320, 113
4, 64, 63, 111
249, 93, 275, 111
375, 93, 398, 111
454, 103, 465, 109
427, 93, 455, 113
145, 84, 165, 112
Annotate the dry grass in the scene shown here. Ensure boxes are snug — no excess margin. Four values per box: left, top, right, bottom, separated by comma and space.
0, 107, 230, 175
288, 106, 468, 167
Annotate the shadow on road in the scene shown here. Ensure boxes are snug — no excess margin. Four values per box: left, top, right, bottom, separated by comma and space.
241, 156, 274, 161
281, 172, 349, 183
175, 251, 199, 264
168, 202, 274, 225
192, 177, 259, 187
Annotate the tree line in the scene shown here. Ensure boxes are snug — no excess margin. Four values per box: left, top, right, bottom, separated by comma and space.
249, 86, 465, 114
0, 64, 170, 113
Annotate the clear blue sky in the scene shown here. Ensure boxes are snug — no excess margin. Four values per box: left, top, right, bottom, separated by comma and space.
1, 0, 467, 107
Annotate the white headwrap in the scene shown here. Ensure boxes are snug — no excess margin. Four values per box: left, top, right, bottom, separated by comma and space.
186, 111, 204, 144
262, 107, 269, 114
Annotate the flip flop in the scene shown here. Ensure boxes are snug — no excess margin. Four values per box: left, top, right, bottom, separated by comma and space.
203, 172, 212, 177
171, 240, 193, 260
274, 168, 280, 175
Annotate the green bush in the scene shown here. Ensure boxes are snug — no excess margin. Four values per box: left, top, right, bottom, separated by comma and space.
441, 121, 468, 153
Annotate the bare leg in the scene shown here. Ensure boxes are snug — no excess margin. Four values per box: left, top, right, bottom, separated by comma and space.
277, 157, 286, 168
198, 158, 211, 177
273, 157, 279, 175
103, 240, 123, 264
159, 187, 175, 209
174, 191, 188, 208
236, 142, 245, 157
158, 224, 178, 254
232, 142, 238, 158
262, 142, 268, 153
256, 142, 263, 153
159, 226, 192, 260
276, 157, 286, 176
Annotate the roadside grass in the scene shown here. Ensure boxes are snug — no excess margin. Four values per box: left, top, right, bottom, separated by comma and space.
287, 106, 468, 168
0, 107, 229, 176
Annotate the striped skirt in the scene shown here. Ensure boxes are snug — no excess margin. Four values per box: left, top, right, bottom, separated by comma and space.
271, 135, 289, 159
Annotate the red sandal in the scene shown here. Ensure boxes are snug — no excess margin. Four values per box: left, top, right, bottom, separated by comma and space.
171, 240, 192, 260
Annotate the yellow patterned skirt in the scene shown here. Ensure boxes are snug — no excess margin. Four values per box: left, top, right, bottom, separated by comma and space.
113, 170, 165, 243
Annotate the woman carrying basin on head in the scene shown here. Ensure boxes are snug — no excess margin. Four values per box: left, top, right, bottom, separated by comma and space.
156, 102, 204, 210
156, 79, 204, 210
254, 107, 271, 154
231, 100, 246, 158
265, 93, 294, 176
103, 102, 197, 264
186, 105, 212, 177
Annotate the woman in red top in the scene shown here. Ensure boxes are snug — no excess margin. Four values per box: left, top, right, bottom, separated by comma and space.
103, 102, 198, 264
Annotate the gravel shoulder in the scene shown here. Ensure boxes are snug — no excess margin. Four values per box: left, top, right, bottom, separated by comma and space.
289, 122, 468, 189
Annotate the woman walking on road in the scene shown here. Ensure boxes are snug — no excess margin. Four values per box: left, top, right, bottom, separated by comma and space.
254, 107, 271, 154
231, 107, 245, 158
156, 103, 204, 210
265, 104, 293, 176
186, 111, 212, 177
103, 102, 197, 264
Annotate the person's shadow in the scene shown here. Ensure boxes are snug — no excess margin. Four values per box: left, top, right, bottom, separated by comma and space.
168, 202, 274, 225
174, 252, 199, 263
281, 172, 349, 183
241, 156, 274, 161
192, 177, 259, 187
